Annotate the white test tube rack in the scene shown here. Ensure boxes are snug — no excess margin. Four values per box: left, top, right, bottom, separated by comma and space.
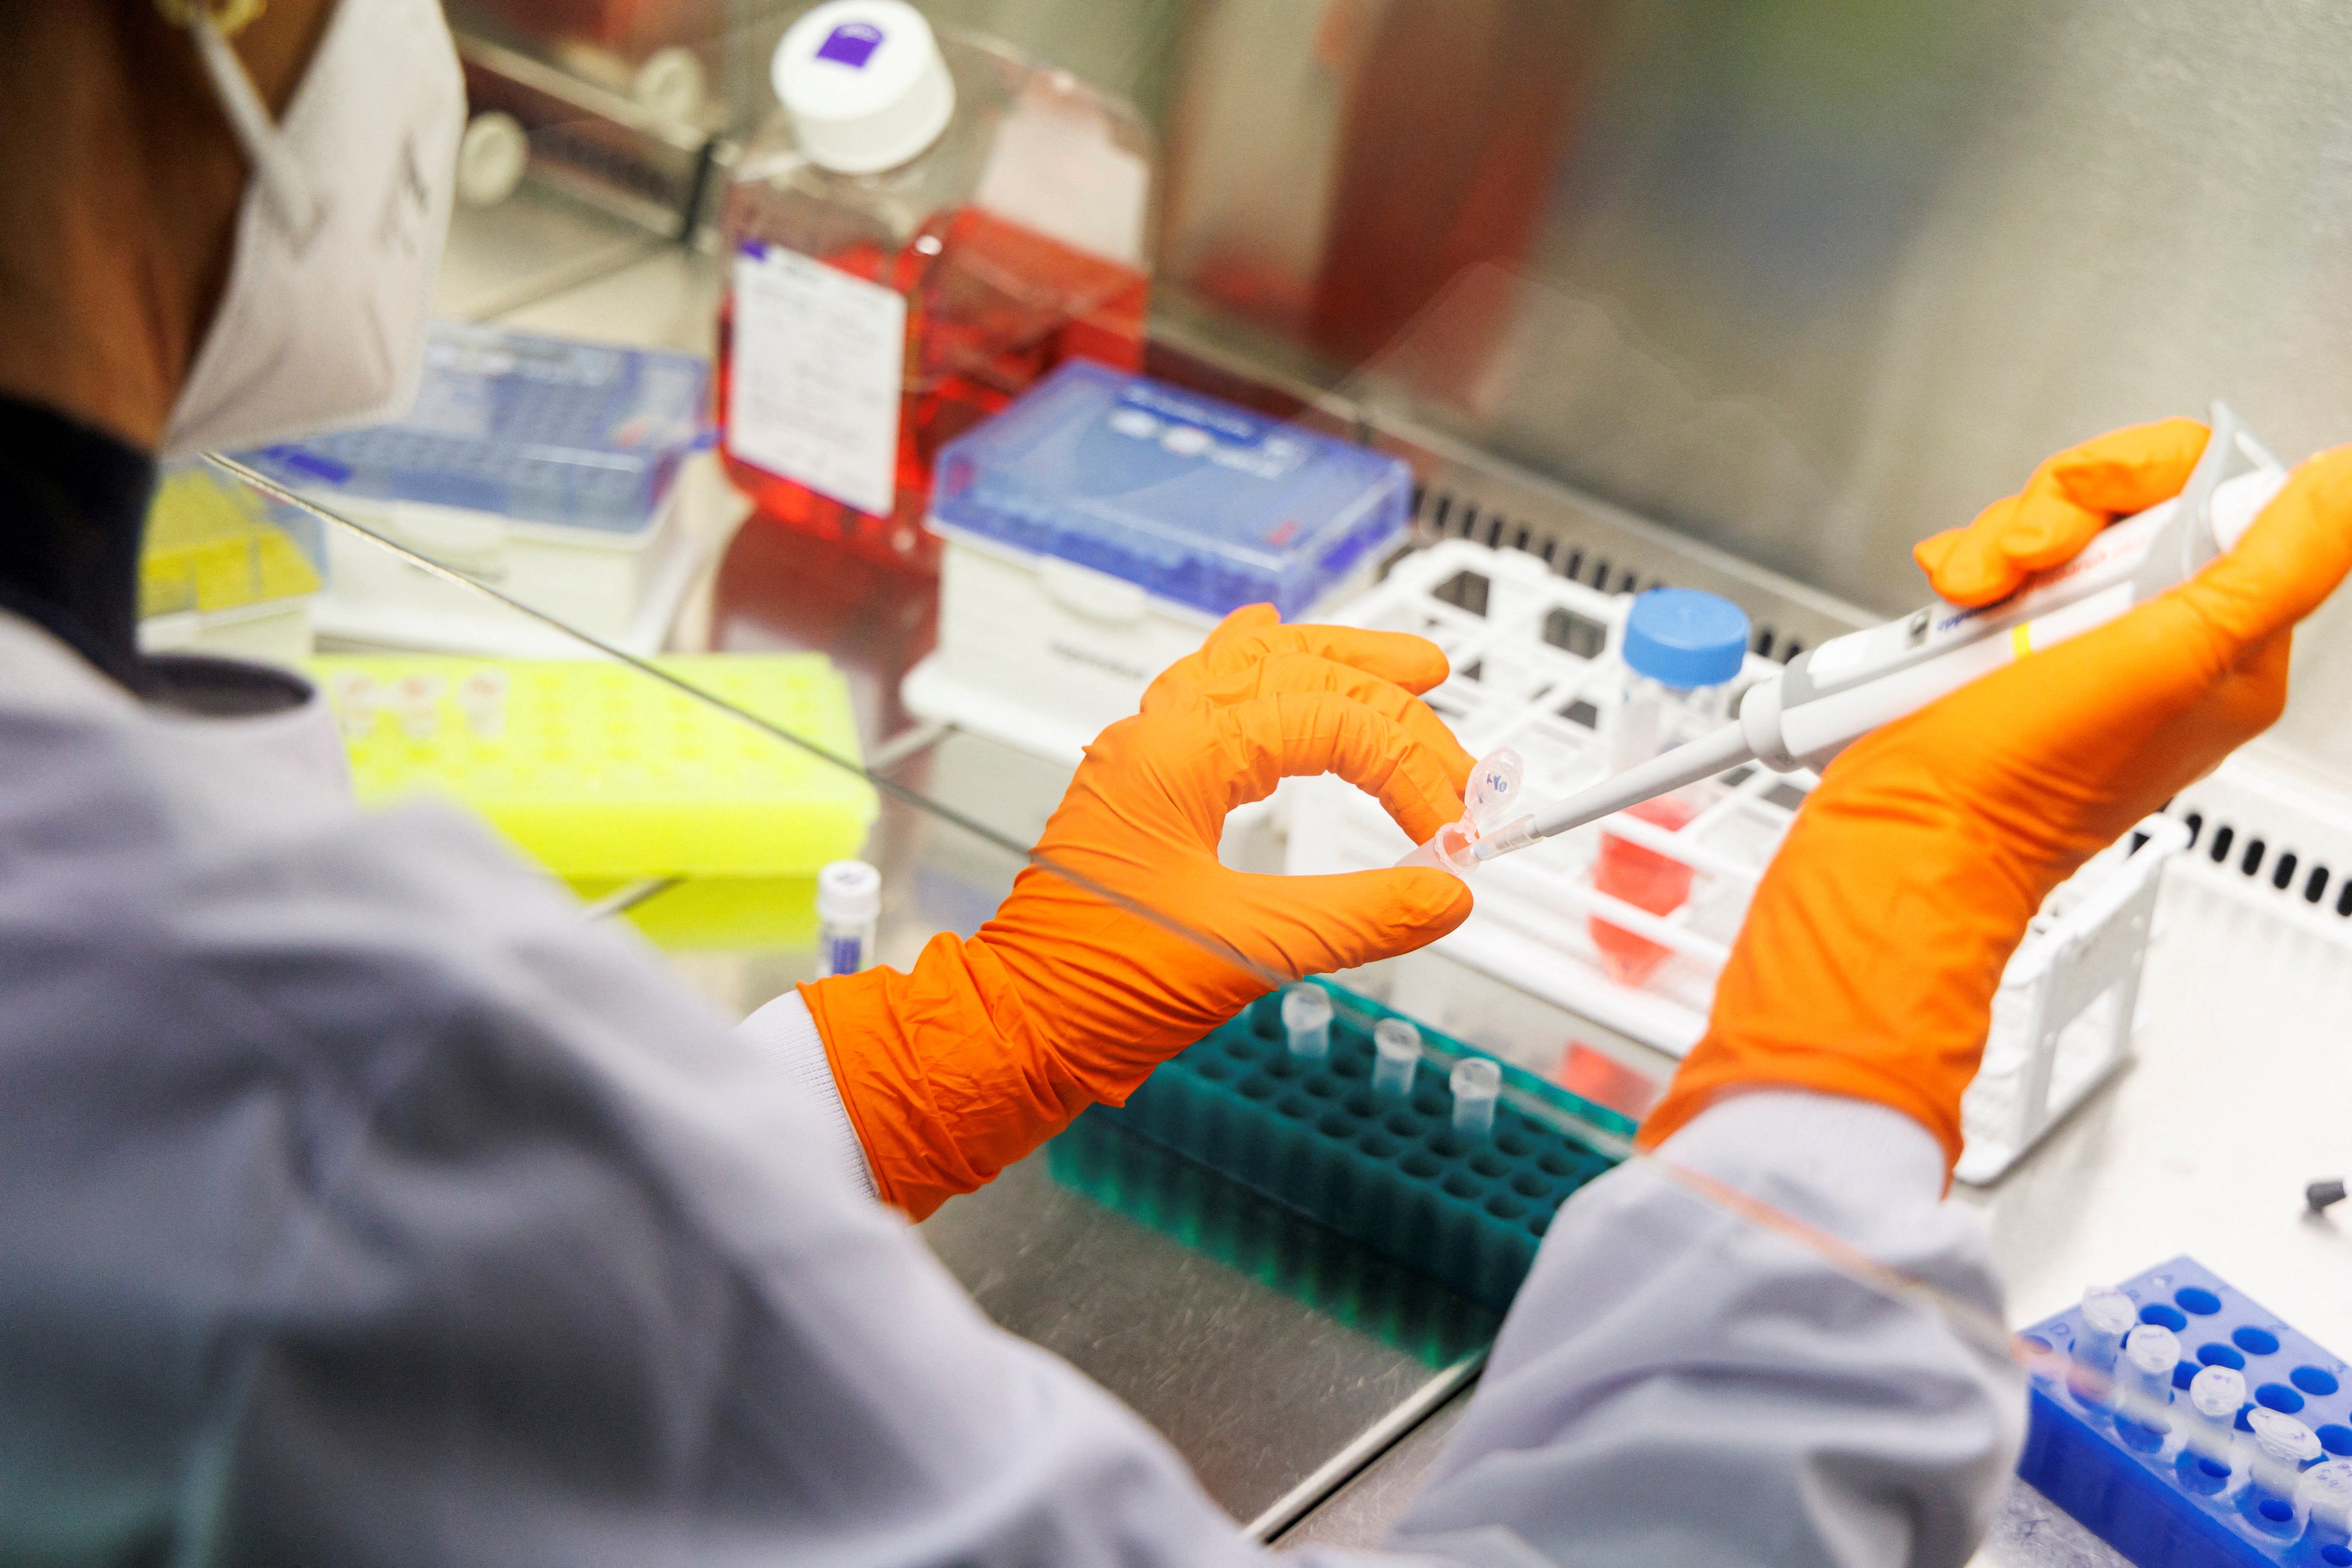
1279, 537, 2187, 1186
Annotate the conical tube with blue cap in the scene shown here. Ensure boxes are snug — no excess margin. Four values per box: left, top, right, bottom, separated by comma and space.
1588, 588, 1751, 985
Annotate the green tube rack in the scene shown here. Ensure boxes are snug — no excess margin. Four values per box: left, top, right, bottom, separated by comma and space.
1076, 981, 1631, 1313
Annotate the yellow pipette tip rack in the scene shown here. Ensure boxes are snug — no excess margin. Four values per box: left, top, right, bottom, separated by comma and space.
312, 653, 877, 883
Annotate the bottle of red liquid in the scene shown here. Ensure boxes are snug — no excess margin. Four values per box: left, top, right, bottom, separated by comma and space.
1588, 589, 1751, 986
717, 0, 1152, 573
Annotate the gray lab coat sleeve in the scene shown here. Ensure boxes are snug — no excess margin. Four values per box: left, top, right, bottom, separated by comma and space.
168, 815, 1268, 1568
0, 602, 1260, 1568
1358, 1091, 2026, 1568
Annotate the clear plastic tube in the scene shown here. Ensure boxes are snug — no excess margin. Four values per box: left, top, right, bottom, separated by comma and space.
2187, 1364, 2246, 1461
2076, 1288, 2136, 1380
391, 673, 445, 739
1282, 984, 1332, 1060
2116, 1324, 2179, 1425
2249, 1408, 2323, 1531
458, 667, 509, 741
1372, 1019, 1419, 1097
329, 671, 379, 741
1450, 1057, 1500, 1137
1393, 749, 1524, 877
2299, 1459, 2352, 1536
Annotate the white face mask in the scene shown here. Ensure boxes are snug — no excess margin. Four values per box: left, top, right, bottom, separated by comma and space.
159, 0, 465, 458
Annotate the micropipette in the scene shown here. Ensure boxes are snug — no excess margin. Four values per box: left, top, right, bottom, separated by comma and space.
1404, 403, 2288, 873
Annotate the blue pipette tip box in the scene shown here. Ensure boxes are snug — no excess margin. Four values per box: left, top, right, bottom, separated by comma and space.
1067, 980, 1630, 1312
926, 362, 1411, 620
239, 321, 710, 536
2018, 1256, 2352, 1568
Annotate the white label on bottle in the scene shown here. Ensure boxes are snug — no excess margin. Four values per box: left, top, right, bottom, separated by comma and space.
727, 242, 904, 517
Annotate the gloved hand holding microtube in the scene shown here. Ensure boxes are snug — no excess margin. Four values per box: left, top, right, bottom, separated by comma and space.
1642, 420, 2352, 1171
801, 605, 1477, 1217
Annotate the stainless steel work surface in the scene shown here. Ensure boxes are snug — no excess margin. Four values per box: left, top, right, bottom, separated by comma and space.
923, 1148, 1487, 1528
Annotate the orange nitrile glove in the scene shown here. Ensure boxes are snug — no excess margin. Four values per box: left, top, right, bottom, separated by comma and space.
802, 605, 1478, 1217
1641, 420, 2352, 1171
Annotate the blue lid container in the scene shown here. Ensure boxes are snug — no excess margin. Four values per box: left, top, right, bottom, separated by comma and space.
927, 362, 1412, 619
239, 322, 710, 537
1624, 588, 1750, 690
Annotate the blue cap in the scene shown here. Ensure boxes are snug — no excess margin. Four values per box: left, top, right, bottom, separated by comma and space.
1622, 588, 1749, 690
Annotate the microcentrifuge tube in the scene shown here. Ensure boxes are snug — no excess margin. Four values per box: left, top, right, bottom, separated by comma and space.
2074, 1288, 2136, 1381
2250, 1409, 2323, 1527
391, 673, 446, 739
2300, 1459, 2352, 1535
1450, 1057, 1501, 1137
1282, 985, 1332, 1060
1372, 1019, 1420, 1097
2116, 1324, 2179, 1425
2187, 1364, 2246, 1461
329, 671, 379, 741
458, 668, 509, 741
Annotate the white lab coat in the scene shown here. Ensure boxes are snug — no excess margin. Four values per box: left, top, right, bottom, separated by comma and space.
0, 611, 2023, 1566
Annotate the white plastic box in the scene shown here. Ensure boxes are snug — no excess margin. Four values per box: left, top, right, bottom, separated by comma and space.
309, 485, 703, 658
900, 363, 1411, 764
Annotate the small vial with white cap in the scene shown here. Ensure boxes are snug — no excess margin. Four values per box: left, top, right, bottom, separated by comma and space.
2187, 1364, 2247, 1462
2249, 1409, 2323, 1530
2114, 1324, 2179, 1426
1450, 1057, 1501, 1138
1372, 1018, 1420, 1097
814, 860, 881, 978
1281, 985, 1332, 1060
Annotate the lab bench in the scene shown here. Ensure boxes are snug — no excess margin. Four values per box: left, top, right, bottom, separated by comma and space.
406, 183, 2352, 1564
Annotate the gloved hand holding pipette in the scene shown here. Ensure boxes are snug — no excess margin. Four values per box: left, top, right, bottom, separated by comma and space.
1641, 418, 2352, 1169
1406, 403, 2294, 871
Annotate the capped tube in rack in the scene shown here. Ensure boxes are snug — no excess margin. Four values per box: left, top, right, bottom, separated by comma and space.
1450, 1057, 1500, 1137
1372, 1018, 1419, 1097
1282, 984, 1331, 1060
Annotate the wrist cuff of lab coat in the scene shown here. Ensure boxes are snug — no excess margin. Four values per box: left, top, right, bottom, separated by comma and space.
1654, 1089, 1946, 1214
738, 990, 879, 1203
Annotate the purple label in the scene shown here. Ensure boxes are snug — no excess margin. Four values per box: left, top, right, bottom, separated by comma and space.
815, 21, 884, 67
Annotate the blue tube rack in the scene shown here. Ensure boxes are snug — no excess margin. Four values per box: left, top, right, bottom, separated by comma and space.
2019, 1256, 2352, 1568
1072, 980, 1630, 1313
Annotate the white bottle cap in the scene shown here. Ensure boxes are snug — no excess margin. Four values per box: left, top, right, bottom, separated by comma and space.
772, 0, 954, 175
816, 859, 882, 924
